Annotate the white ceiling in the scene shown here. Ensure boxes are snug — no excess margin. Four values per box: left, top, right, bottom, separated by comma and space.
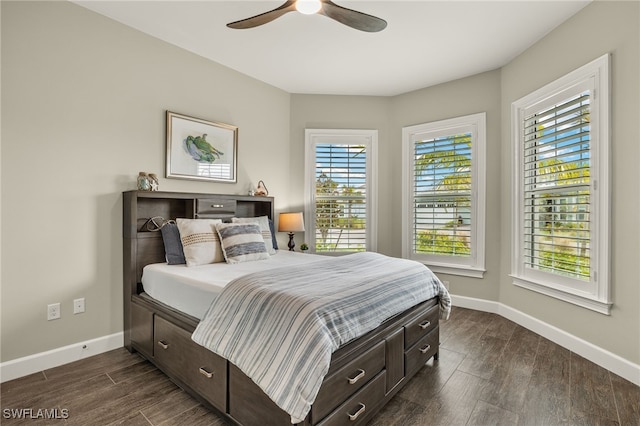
74, 0, 590, 96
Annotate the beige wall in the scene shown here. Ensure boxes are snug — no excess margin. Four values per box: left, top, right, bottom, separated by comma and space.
289, 95, 391, 252
1, 1, 291, 361
290, 71, 501, 285
2, 0, 638, 368
499, 0, 640, 364
389, 71, 502, 301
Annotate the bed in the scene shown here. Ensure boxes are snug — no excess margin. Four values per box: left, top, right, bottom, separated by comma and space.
123, 190, 450, 425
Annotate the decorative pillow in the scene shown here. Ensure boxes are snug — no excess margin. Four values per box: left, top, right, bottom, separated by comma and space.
268, 218, 278, 250
231, 216, 277, 254
176, 218, 224, 266
160, 222, 186, 265
216, 222, 270, 264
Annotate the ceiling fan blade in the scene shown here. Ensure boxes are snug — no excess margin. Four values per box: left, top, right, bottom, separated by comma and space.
227, 0, 297, 29
319, 0, 387, 32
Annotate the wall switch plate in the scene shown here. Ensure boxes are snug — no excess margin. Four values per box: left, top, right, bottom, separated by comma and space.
47, 303, 61, 320
73, 298, 85, 314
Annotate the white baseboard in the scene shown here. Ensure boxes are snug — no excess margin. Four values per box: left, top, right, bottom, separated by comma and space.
0, 332, 124, 383
450, 294, 500, 314
451, 295, 640, 387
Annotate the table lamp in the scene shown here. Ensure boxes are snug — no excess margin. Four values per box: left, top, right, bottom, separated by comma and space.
278, 212, 305, 251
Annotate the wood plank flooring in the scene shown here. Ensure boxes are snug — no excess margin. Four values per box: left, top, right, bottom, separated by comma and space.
1, 307, 638, 425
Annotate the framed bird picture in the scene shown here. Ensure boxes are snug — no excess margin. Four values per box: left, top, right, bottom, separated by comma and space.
165, 111, 238, 183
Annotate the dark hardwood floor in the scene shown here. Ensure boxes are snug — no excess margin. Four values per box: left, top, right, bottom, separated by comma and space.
1, 307, 638, 425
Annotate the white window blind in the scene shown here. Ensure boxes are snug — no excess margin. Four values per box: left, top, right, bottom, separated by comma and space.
402, 113, 486, 278
523, 92, 591, 280
314, 144, 367, 252
413, 133, 472, 257
511, 53, 610, 314
305, 129, 377, 254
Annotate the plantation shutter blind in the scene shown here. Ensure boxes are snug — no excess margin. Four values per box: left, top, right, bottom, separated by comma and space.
314, 143, 367, 252
412, 133, 472, 256
522, 91, 591, 280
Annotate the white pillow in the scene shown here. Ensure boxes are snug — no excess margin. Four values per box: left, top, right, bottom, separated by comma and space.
216, 222, 270, 264
231, 216, 276, 255
176, 218, 224, 266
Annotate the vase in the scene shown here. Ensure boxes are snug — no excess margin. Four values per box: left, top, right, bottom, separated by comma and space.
137, 172, 151, 191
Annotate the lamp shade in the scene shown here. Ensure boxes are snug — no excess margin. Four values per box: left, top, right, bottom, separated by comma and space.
278, 212, 305, 233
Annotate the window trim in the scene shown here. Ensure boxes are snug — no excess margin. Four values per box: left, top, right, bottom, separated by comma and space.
402, 113, 486, 278
304, 129, 378, 254
510, 53, 611, 314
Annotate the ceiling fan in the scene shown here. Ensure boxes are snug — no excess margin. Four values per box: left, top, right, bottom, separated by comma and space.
226, 0, 387, 33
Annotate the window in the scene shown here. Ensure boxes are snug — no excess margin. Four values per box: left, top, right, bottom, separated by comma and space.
402, 113, 486, 278
511, 54, 610, 314
304, 129, 377, 253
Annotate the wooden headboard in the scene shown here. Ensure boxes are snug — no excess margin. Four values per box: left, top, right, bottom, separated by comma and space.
122, 190, 274, 349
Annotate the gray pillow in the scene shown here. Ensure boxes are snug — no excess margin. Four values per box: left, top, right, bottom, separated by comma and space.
231, 216, 277, 255
268, 218, 278, 250
160, 222, 186, 265
216, 223, 270, 264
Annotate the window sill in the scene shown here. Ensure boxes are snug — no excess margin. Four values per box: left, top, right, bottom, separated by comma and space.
511, 275, 612, 315
424, 264, 485, 279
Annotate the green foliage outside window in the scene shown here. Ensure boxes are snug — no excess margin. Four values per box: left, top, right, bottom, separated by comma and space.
527, 108, 591, 280
416, 229, 470, 256
315, 173, 366, 252
538, 246, 590, 278
414, 134, 472, 256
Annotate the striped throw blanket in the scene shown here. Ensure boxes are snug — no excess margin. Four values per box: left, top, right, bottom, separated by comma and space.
191, 252, 450, 423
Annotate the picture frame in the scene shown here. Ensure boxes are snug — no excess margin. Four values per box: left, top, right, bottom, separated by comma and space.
166, 111, 238, 183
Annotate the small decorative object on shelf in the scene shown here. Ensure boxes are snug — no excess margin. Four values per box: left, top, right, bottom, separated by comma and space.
148, 173, 159, 191
255, 180, 269, 196
300, 243, 309, 253
137, 172, 151, 191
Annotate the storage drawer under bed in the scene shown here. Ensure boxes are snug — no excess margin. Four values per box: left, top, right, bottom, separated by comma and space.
312, 340, 386, 422
404, 302, 439, 348
316, 371, 386, 426
404, 326, 439, 376
154, 315, 227, 411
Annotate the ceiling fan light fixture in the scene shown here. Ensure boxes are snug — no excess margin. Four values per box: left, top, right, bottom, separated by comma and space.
296, 0, 322, 15
227, 0, 386, 32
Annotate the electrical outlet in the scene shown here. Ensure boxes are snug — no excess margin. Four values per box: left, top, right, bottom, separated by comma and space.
73, 298, 85, 314
47, 303, 61, 321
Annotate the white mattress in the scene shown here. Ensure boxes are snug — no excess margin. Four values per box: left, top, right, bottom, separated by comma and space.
141, 250, 325, 319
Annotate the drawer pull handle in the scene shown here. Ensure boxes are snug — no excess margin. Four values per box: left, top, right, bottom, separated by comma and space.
348, 403, 366, 421
199, 367, 213, 379
419, 320, 431, 330
211, 204, 223, 208
419, 344, 431, 354
157, 341, 169, 350
347, 369, 365, 385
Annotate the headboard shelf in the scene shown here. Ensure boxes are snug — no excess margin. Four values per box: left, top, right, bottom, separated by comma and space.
122, 190, 275, 350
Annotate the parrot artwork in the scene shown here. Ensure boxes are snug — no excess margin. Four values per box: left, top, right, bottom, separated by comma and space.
184, 134, 224, 163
